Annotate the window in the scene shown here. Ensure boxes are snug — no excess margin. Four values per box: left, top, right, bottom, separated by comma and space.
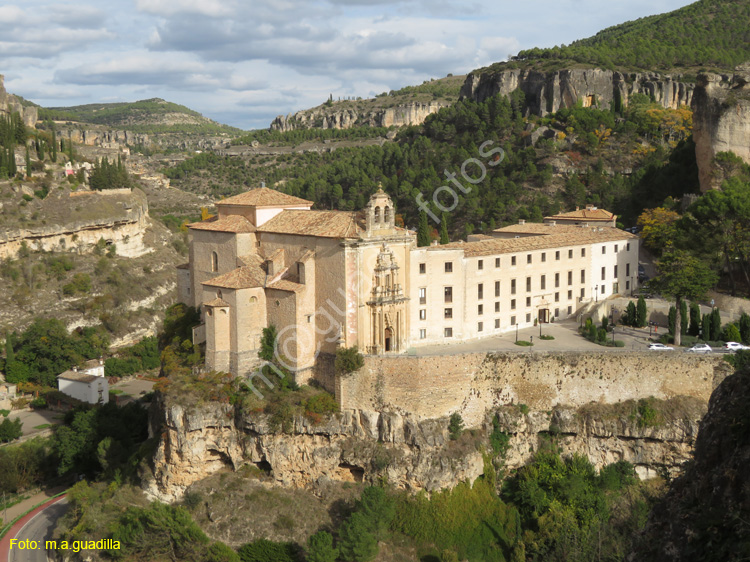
568, 290, 572, 300
601, 266, 606, 281
511, 256, 517, 266
444, 262, 453, 273
374, 206, 380, 222
419, 329, 426, 339
419, 263, 426, 274
626, 263, 630, 276
478, 304, 483, 315
614, 265, 618, 278
602, 246, 606, 254
495, 318, 500, 329
511, 316, 516, 326
444, 328, 453, 337
526, 313, 531, 323
568, 271, 573, 285
495, 301, 500, 313
555, 292, 559, 302
511, 299, 516, 310
495, 281, 500, 297
526, 297, 531, 307
581, 248, 586, 257
444, 308, 453, 319
444, 286, 453, 303
211, 251, 218, 272
384, 206, 391, 223
526, 277, 531, 292
555, 307, 560, 317
541, 275, 546, 290
541, 252, 546, 263
419, 309, 427, 320
478, 283, 484, 300
615, 244, 619, 252
555, 272, 560, 288
581, 270, 586, 283
478, 259, 483, 270
568, 249, 573, 259
419, 287, 426, 305
568, 305, 573, 315
626, 280, 630, 291
601, 284, 606, 295
495, 257, 501, 268
511, 279, 516, 295
555, 251, 560, 260
307, 315, 312, 323
580, 287, 585, 298
478, 322, 483, 332
627, 243, 631, 251
527, 254, 532, 264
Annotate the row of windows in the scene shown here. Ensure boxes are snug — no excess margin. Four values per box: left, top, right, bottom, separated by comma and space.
420, 306, 577, 339
418, 243, 632, 275
418, 290, 583, 321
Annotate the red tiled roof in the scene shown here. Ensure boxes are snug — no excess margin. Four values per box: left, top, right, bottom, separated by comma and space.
204, 297, 230, 307
218, 188, 313, 208
545, 207, 616, 222
187, 215, 256, 233
258, 210, 365, 239
202, 265, 267, 289
268, 280, 305, 293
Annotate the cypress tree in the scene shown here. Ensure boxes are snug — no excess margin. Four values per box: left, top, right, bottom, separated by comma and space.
680, 300, 689, 335
439, 213, 449, 244
636, 296, 648, 328
710, 308, 722, 341
417, 210, 431, 247
668, 306, 676, 336
688, 302, 701, 336
50, 126, 57, 163
740, 312, 750, 344
701, 314, 711, 342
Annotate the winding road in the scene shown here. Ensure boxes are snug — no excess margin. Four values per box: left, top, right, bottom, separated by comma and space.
4, 497, 68, 562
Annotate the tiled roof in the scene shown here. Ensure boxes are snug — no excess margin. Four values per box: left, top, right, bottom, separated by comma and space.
187, 215, 256, 233
57, 370, 100, 383
545, 207, 616, 222
218, 188, 313, 207
176, 263, 190, 270
82, 359, 102, 369
259, 210, 365, 239
268, 279, 305, 293
204, 297, 230, 307
440, 226, 636, 257
202, 265, 267, 289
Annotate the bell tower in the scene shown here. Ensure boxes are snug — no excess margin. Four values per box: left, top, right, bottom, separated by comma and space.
365, 186, 396, 238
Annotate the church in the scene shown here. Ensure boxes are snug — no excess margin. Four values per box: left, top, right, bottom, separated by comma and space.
177, 187, 638, 382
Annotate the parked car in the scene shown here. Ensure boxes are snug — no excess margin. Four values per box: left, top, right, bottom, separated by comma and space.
686, 343, 712, 354
648, 343, 674, 351
723, 342, 750, 352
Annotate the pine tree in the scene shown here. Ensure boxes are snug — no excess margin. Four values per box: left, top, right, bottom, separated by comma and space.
307, 531, 338, 562
417, 210, 431, 247
439, 213, 449, 244
625, 301, 637, 327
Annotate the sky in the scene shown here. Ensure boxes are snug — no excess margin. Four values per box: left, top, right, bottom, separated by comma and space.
1, 0, 694, 130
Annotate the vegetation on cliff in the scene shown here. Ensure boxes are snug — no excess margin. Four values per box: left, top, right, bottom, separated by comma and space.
489, 0, 750, 74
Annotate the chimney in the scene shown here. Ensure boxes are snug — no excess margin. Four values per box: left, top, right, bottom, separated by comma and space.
575, 206, 579, 211
260, 181, 266, 188
548, 220, 556, 226
72, 366, 78, 372
518, 219, 526, 225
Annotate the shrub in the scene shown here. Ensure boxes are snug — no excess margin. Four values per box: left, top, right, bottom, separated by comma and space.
448, 413, 464, 440
307, 531, 338, 562
304, 392, 338, 417
0, 417, 23, 443
490, 417, 511, 457
335, 346, 365, 375
238, 539, 300, 562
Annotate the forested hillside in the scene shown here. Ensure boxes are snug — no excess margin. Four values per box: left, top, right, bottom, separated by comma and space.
492, 0, 750, 73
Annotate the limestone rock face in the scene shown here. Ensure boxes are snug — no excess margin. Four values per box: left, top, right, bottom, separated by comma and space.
460, 67, 693, 116
692, 64, 750, 191
0, 74, 38, 127
270, 102, 448, 132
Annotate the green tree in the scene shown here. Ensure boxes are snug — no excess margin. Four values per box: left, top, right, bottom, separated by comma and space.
259, 325, 278, 362
724, 323, 741, 343
710, 308, 722, 341
439, 213, 450, 244
356, 486, 396, 540
636, 296, 648, 328
448, 413, 464, 440
24, 144, 30, 178
680, 299, 689, 335
651, 248, 718, 346
306, 531, 338, 562
338, 512, 378, 562
335, 346, 364, 375
689, 302, 701, 336
668, 306, 677, 336
701, 313, 711, 341
740, 313, 750, 344
0, 417, 23, 443
417, 210, 431, 247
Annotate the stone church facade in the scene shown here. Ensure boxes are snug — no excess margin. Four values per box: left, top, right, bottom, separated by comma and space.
177, 187, 638, 382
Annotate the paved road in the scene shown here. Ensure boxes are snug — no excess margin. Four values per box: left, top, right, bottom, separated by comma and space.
7, 497, 68, 562
6, 410, 63, 438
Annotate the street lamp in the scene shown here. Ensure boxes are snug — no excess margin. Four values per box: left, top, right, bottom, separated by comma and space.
611, 325, 615, 345
594, 285, 599, 303
515, 323, 518, 343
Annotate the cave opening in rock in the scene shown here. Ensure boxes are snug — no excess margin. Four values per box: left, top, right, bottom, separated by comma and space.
338, 463, 364, 482
254, 460, 272, 474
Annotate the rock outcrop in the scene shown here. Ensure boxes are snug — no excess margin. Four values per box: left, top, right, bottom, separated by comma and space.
460, 67, 693, 116
0, 74, 37, 127
692, 63, 750, 192
271, 101, 448, 132
628, 367, 750, 561
144, 394, 706, 503
0, 188, 151, 260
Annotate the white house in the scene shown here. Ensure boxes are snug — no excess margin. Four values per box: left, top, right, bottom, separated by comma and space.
57, 359, 108, 405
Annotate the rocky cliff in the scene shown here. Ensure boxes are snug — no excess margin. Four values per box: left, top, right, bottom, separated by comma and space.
692, 63, 750, 192
629, 365, 750, 561
460, 67, 693, 116
144, 394, 706, 503
0, 74, 37, 127
271, 101, 448, 132
0, 188, 151, 260
56, 126, 231, 152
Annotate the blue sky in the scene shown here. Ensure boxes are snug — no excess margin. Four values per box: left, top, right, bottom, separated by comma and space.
0, 0, 694, 130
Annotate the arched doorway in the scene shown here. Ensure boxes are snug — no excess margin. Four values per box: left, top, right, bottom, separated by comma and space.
384, 327, 393, 352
